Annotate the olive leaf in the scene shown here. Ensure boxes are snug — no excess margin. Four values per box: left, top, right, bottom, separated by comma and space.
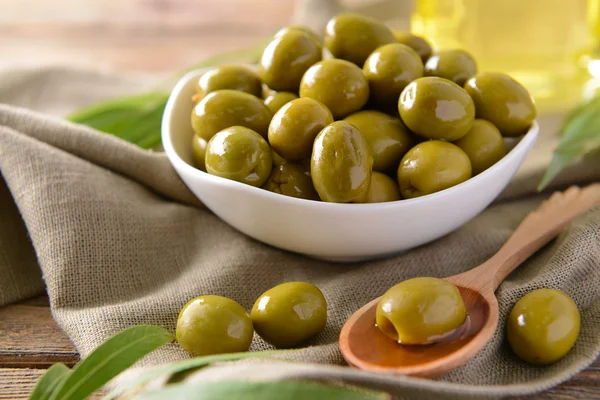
105, 349, 297, 399
66, 38, 270, 149
130, 380, 392, 400
29, 363, 71, 400
538, 97, 600, 191
48, 325, 174, 400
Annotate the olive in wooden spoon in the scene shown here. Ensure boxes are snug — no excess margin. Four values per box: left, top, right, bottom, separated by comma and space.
340, 184, 600, 378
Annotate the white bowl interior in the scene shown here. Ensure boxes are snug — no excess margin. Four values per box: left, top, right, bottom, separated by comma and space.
162, 69, 539, 261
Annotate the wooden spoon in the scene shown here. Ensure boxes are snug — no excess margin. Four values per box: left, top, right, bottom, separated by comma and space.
340, 184, 600, 378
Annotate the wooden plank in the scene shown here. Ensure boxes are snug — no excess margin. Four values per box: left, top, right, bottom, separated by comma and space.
0, 368, 44, 400
0, 297, 79, 369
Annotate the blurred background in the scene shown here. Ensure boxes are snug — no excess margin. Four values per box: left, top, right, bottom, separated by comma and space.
3, 0, 600, 112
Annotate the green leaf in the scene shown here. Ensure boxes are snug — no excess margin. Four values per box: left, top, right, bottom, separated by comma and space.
105, 350, 297, 399
29, 364, 71, 400
50, 325, 174, 400
131, 380, 391, 400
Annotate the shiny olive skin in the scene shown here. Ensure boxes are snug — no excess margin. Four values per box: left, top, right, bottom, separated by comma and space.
205, 126, 273, 187
397, 141, 472, 199
507, 289, 580, 365
361, 172, 400, 203
363, 43, 423, 108
268, 98, 334, 161
424, 49, 477, 87
464, 73, 536, 137
344, 110, 415, 172
259, 30, 322, 92
191, 134, 208, 171
251, 282, 327, 348
195, 65, 262, 99
376, 277, 467, 344
311, 122, 373, 203
264, 91, 299, 114
262, 163, 319, 200
300, 59, 369, 119
399, 77, 475, 141
393, 32, 433, 62
176, 295, 253, 356
453, 119, 506, 175
191, 90, 273, 141
274, 25, 323, 46
325, 13, 396, 66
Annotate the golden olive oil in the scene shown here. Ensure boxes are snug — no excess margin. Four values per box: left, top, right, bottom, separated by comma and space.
411, 0, 598, 111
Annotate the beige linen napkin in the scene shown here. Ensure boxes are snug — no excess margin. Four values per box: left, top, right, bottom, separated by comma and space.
0, 67, 599, 399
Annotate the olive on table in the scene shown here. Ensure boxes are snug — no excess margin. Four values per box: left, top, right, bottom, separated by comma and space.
176, 295, 254, 356
251, 282, 327, 348
398, 77, 475, 141
453, 119, 506, 175
264, 91, 299, 114
464, 72, 536, 137
397, 140, 472, 199
191, 90, 273, 141
376, 277, 467, 344
311, 121, 373, 203
507, 288, 580, 365
268, 98, 333, 161
300, 59, 369, 119
360, 172, 401, 203
259, 29, 322, 92
195, 65, 262, 100
191, 134, 208, 171
205, 126, 273, 187
262, 163, 319, 200
363, 43, 424, 108
324, 13, 396, 66
393, 31, 433, 62
344, 110, 415, 172
424, 49, 477, 86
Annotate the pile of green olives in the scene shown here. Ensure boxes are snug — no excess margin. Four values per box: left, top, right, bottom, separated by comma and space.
189, 13, 537, 203
176, 282, 327, 356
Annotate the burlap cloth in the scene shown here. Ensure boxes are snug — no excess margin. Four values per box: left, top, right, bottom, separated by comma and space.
1, 67, 599, 399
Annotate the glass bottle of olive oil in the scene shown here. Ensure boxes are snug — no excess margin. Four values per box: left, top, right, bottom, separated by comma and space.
411, 0, 598, 111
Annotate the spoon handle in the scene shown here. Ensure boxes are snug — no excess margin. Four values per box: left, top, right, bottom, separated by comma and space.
459, 184, 600, 291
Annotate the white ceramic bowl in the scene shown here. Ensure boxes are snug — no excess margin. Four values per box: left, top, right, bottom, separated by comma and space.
162, 69, 539, 262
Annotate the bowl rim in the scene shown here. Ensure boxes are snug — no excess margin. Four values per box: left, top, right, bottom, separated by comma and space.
162, 68, 540, 211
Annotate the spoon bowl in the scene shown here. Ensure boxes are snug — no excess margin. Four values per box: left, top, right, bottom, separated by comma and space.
339, 184, 600, 377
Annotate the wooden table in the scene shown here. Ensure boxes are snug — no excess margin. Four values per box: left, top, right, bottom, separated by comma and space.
1, 0, 599, 398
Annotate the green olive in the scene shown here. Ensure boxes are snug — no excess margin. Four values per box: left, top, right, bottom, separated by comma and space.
363, 43, 424, 108
361, 172, 400, 203
251, 282, 327, 348
393, 31, 433, 62
275, 25, 323, 46
262, 163, 319, 200
259, 30, 322, 92
268, 98, 333, 161
264, 91, 299, 114
195, 65, 262, 99
271, 149, 287, 166
176, 295, 253, 356
507, 289, 580, 365
376, 277, 467, 344
205, 126, 273, 187
464, 72, 537, 137
191, 90, 273, 141
397, 141, 472, 199
300, 59, 369, 119
424, 49, 477, 86
191, 134, 208, 171
344, 110, 416, 172
453, 119, 506, 175
311, 121, 373, 203
399, 77, 475, 141
324, 13, 396, 66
